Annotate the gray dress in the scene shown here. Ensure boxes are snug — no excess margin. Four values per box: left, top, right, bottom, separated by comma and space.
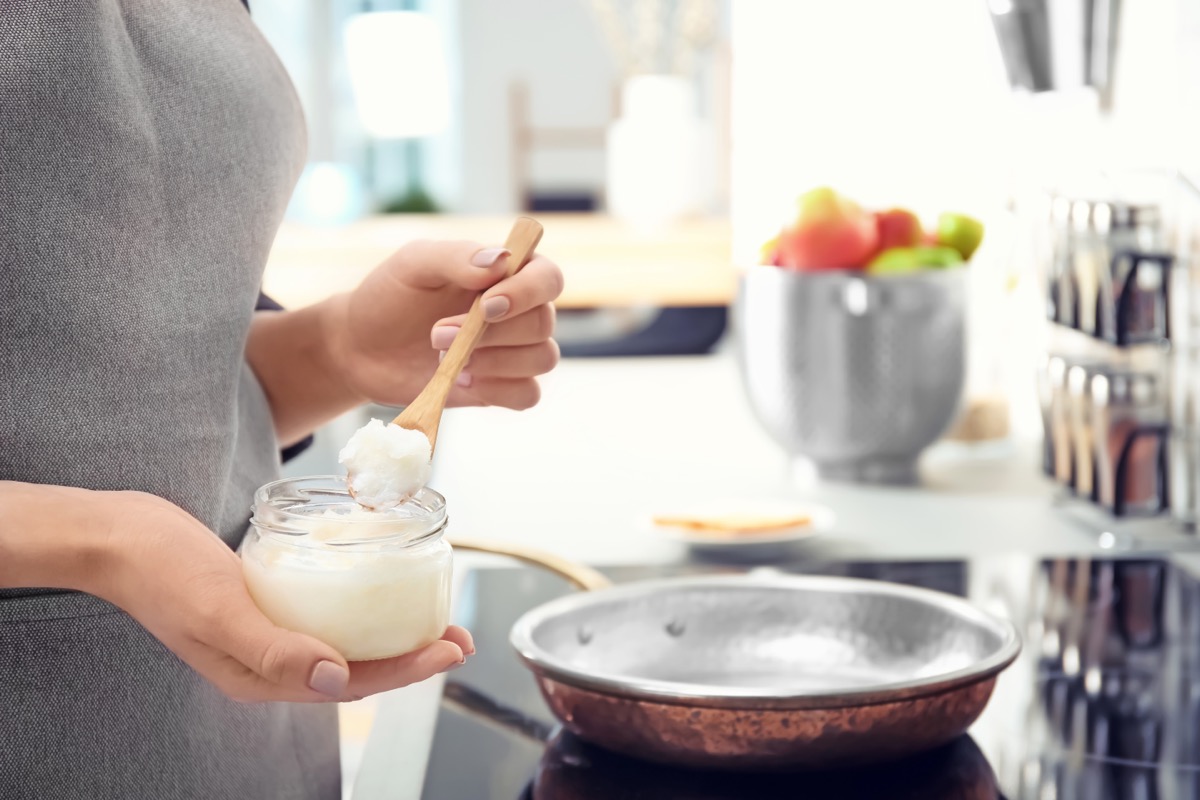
0, 2, 339, 797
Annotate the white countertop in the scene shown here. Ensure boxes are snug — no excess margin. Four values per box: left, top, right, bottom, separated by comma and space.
288, 349, 1195, 568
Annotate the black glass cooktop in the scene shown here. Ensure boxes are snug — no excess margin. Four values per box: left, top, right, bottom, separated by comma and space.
419, 555, 1200, 799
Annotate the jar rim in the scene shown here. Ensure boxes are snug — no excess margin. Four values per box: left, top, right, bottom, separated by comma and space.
250, 475, 447, 551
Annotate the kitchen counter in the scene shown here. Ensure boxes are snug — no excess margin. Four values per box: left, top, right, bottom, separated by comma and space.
287, 349, 1199, 568
262, 214, 734, 311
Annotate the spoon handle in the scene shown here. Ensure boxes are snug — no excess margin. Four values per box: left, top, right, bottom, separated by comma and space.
392, 217, 544, 449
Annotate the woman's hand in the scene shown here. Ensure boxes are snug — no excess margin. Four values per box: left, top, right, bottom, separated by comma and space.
89, 491, 473, 703
246, 237, 563, 444
328, 239, 564, 411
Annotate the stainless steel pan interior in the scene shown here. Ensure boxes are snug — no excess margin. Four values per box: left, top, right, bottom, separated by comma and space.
510, 574, 1019, 709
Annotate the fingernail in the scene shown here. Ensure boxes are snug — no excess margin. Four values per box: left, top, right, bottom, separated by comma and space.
309, 660, 349, 698
442, 658, 467, 673
471, 248, 509, 268
482, 296, 510, 322
455, 371, 473, 388
431, 325, 459, 350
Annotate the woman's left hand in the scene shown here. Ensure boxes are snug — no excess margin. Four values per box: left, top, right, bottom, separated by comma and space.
327, 239, 563, 410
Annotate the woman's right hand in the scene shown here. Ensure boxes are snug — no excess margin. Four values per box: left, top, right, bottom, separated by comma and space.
86, 490, 473, 703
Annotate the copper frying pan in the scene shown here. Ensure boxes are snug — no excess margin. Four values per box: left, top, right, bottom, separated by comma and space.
451, 538, 1020, 770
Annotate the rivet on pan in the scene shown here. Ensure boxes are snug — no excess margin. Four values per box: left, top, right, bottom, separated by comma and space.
665, 619, 686, 637
577, 628, 593, 645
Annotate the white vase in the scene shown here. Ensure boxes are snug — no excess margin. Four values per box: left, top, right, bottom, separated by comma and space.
606, 75, 712, 228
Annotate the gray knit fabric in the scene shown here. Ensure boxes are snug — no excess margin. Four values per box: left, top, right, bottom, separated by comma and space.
0, 2, 338, 798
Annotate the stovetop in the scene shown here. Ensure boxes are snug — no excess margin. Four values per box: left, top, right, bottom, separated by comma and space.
419, 556, 1200, 799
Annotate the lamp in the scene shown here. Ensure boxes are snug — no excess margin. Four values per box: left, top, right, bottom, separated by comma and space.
344, 10, 450, 212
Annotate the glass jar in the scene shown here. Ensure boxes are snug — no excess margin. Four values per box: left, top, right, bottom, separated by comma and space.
242, 476, 452, 661
1091, 368, 1169, 517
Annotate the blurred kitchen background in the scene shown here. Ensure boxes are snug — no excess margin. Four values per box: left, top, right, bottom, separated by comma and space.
241, 2, 1200, 795
252, 0, 1200, 536
254, 0, 1200, 523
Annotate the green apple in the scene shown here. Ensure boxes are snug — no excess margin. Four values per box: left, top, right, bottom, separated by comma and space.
866, 246, 963, 275
935, 213, 985, 260
759, 234, 781, 265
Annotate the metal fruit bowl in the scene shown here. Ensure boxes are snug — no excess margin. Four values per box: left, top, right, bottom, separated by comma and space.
735, 266, 966, 484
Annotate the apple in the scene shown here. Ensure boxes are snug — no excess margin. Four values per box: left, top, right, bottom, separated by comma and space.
874, 208, 924, 251
866, 246, 963, 275
935, 213, 985, 260
759, 234, 782, 266
776, 187, 879, 270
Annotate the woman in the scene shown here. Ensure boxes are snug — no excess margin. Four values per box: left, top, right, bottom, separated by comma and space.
0, 2, 563, 798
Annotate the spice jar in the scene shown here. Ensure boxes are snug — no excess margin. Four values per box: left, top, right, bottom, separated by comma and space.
241, 476, 452, 661
1170, 351, 1200, 529
1046, 195, 1075, 328
1079, 199, 1166, 344
1109, 250, 1173, 345
1091, 369, 1169, 516
1047, 356, 1074, 486
1071, 200, 1102, 336
1037, 353, 1056, 477
1067, 364, 1097, 499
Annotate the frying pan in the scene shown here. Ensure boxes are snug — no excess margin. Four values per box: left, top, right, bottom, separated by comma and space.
452, 538, 1020, 770
442, 683, 1003, 799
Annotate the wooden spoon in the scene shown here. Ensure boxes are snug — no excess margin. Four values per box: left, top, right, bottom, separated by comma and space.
392, 216, 544, 452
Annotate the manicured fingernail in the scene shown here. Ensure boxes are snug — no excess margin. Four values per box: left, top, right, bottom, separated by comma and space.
444, 659, 466, 672
482, 296, 510, 321
455, 371, 473, 388
471, 248, 509, 268
309, 660, 349, 698
431, 326, 459, 350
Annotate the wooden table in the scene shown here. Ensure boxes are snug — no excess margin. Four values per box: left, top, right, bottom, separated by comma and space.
262, 213, 735, 310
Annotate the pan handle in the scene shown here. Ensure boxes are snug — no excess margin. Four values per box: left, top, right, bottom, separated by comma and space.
449, 537, 613, 591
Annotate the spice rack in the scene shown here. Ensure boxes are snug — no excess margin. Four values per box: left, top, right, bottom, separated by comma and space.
1034, 172, 1200, 526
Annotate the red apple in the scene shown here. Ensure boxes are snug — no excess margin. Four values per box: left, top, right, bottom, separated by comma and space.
874, 208, 924, 251
776, 187, 879, 270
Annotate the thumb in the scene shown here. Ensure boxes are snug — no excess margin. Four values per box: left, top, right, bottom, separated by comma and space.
220, 597, 351, 700
255, 629, 351, 700
397, 240, 510, 292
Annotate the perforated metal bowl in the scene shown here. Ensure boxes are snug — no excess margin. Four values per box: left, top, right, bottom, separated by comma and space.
736, 267, 966, 484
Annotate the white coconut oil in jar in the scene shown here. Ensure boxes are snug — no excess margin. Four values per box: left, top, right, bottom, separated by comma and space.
241, 476, 452, 661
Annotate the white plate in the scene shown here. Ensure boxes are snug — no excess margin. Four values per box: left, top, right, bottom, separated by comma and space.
644, 501, 834, 555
